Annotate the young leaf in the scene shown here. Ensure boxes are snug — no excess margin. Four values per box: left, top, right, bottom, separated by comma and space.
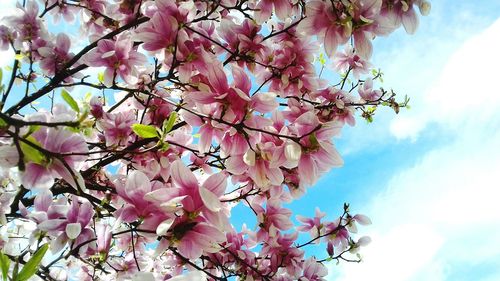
16, 244, 49, 281
20, 136, 45, 165
14, 53, 24, 61
318, 53, 326, 65
61, 89, 79, 113
132, 124, 159, 139
163, 111, 177, 134
0, 251, 10, 281
12, 260, 18, 281
97, 72, 105, 84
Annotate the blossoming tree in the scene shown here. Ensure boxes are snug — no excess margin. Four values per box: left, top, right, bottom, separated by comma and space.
0, 0, 429, 280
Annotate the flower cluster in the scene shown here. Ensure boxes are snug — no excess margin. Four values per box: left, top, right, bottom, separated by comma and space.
0, 0, 428, 280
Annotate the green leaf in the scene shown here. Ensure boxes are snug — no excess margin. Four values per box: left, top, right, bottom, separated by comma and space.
14, 53, 24, 61
61, 89, 79, 113
131, 124, 159, 139
27, 125, 40, 136
162, 111, 177, 134
159, 142, 170, 152
308, 133, 320, 150
97, 72, 104, 84
16, 244, 49, 281
0, 68, 3, 82
12, 260, 18, 281
20, 136, 45, 165
0, 117, 6, 129
0, 251, 10, 281
318, 53, 326, 65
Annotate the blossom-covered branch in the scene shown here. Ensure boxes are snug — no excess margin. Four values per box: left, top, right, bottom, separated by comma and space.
0, 0, 429, 280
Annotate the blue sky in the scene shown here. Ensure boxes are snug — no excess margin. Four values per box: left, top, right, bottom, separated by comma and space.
1, 1, 500, 280
323, 1, 500, 280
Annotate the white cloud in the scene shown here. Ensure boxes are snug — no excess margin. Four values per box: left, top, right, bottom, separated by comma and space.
330, 16, 500, 281
340, 3, 500, 154
390, 18, 500, 140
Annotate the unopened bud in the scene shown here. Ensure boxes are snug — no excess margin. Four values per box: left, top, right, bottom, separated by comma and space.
419, 1, 431, 16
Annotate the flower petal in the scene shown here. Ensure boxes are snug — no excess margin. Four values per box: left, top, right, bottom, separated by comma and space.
171, 160, 198, 189
65, 223, 81, 240
199, 187, 222, 212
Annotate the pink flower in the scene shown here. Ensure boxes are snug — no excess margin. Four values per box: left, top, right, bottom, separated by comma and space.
253, 199, 293, 241
99, 111, 136, 147
358, 78, 382, 101
96, 223, 112, 256
37, 196, 95, 253
218, 19, 267, 70
254, 0, 294, 23
291, 112, 344, 186
297, 207, 326, 241
226, 144, 284, 189
7, 1, 44, 44
260, 231, 304, 277
84, 33, 147, 86
333, 46, 372, 79
43, 0, 78, 23
89, 96, 104, 119
21, 127, 88, 190
38, 33, 73, 77
350, 0, 383, 58
0, 25, 15, 51
114, 171, 169, 231
298, 0, 351, 56
301, 257, 328, 281
324, 220, 350, 253
134, 10, 179, 52
381, 0, 429, 34
169, 218, 226, 260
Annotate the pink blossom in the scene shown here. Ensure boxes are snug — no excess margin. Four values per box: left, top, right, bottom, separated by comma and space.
99, 111, 136, 147
297, 207, 327, 241
7, 1, 44, 44
37, 196, 95, 253
21, 127, 88, 189
38, 33, 73, 77
333, 46, 372, 79
43, 0, 78, 23
253, 199, 293, 241
0, 25, 15, 51
301, 257, 328, 281
90, 96, 104, 119
134, 10, 179, 52
350, 0, 383, 58
84, 33, 147, 86
358, 78, 382, 101
254, 0, 294, 23
381, 0, 430, 34
114, 171, 169, 231
218, 19, 267, 70
96, 223, 112, 256
298, 0, 351, 56
291, 112, 344, 186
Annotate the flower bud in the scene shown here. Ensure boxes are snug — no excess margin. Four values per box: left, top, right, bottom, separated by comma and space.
419, 1, 431, 16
